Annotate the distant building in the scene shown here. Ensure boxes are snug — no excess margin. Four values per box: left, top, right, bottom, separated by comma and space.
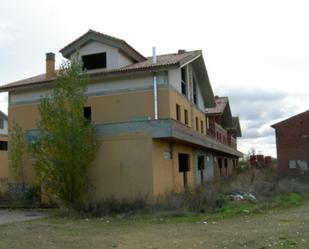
0, 110, 8, 186
271, 110, 309, 176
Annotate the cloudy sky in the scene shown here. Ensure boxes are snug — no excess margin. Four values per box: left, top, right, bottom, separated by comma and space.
1, 0, 308, 157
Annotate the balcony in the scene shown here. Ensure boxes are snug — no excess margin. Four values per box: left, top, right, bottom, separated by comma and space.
228, 135, 237, 149
26, 119, 243, 157
95, 119, 243, 157
207, 122, 237, 149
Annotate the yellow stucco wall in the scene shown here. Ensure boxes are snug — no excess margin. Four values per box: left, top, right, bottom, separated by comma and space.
152, 139, 194, 197
0, 151, 8, 178
9, 88, 171, 129
9, 103, 39, 130
169, 90, 206, 135
8, 88, 203, 200
90, 133, 154, 201
87, 88, 170, 124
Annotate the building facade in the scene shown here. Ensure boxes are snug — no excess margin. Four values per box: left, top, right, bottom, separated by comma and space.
206, 96, 241, 177
0, 30, 242, 201
272, 110, 309, 176
0, 111, 8, 188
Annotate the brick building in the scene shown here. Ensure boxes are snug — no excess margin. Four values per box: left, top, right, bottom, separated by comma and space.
271, 110, 309, 176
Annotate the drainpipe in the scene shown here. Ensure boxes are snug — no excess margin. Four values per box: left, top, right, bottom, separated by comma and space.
152, 46, 158, 120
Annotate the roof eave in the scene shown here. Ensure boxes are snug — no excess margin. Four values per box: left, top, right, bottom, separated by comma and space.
191, 55, 216, 108
0, 64, 178, 92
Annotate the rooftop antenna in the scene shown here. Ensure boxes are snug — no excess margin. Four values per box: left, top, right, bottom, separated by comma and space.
152, 46, 157, 64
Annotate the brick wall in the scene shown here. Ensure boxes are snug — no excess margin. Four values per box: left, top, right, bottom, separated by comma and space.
273, 111, 309, 176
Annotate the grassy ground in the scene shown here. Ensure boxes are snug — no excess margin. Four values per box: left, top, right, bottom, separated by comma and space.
1, 200, 309, 249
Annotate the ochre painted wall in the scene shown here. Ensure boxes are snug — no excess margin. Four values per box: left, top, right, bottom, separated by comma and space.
87, 88, 170, 124
169, 90, 206, 135
8, 87, 204, 200
9, 88, 171, 128
90, 133, 154, 201
9, 103, 39, 130
151, 140, 195, 197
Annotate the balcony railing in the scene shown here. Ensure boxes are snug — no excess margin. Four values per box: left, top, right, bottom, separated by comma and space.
207, 122, 236, 149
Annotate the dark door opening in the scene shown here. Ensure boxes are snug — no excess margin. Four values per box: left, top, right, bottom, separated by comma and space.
218, 158, 223, 176
179, 153, 190, 188
83, 106, 92, 120
224, 158, 228, 176
198, 155, 205, 183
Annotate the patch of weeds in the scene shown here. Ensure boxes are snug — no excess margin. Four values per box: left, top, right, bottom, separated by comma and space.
275, 237, 298, 249
281, 193, 309, 207
213, 200, 261, 219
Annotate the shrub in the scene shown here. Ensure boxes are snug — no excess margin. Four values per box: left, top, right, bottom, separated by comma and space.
0, 183, 41, 207
155, 181, 224, 213
79, 196, 148, 216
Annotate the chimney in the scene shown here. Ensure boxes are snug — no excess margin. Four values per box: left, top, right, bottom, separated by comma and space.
178, 49, 186, 54
45, 52, 55, 79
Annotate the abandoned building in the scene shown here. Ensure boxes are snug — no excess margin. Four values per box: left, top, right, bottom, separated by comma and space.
0, 30, 242, 201
205, 96, 241, 177
0, 110, 8, 187
272, 110, 309, 176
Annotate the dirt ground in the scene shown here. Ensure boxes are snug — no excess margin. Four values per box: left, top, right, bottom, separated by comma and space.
0, 204, 309, 249
0, 209, 48, 225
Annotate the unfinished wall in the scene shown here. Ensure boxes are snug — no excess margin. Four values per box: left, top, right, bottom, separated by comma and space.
193, 149, 214, 185
151, 140, 195, 196
70, 41, 134, 70
273, 111, 309, 176
213, 155, 234, 178
90, 133, 154, 201
169, 89, 206, 133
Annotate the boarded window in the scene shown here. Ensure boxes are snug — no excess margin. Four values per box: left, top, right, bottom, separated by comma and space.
82, 52, 107, 70
201, 120, 204, 133
176, 104, 181, 121
0, 141, 8, 151
0, 118, 3, 129
184, 109, 189, 125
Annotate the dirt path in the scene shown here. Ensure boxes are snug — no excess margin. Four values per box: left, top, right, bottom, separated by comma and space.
0, 204, 309, 249
0, 209, 48, 225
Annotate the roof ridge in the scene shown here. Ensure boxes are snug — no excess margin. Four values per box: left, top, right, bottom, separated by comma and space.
59, 29, 146, 61
271, 110, 309, 128
60, 29, 125, 53
145, 50, 201, 58
0, 50, 203, 91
